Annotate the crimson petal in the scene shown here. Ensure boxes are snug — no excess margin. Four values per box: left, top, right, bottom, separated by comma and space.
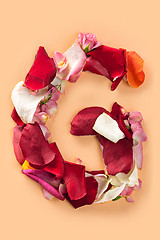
70, 107, 109, 136
22, 169, 65, 200
20, 123, 55, 166
24, 46, 56, 90
85, 45, 126, 90
13, 125, 25, 165
65, 176, 98, 209
64, 162, 86, 200
11, 107, 24, 126
98, 136, 133, 175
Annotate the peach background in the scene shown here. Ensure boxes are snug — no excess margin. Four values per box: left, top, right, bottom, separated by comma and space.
1, 0, 159, 239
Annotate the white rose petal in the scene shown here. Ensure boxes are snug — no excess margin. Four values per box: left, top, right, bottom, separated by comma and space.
93, 112, 125, 143
11, 81, 48, 124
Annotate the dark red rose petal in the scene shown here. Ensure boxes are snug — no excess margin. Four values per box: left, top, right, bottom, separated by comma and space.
63, 162, 86, 200
24, 46, 56, 90
13, 125, 25, 165
11, 107, 24, 126
20, 123, 55, 166
65, 176, 98, 209
85, 45, 126, 90
70, 107, 110, 136
111, 102, 131, 139
43, 142, 64, 179
98, 136, 133, 175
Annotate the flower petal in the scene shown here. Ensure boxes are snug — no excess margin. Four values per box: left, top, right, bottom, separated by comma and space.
93, 112, 125, 143
65, 176, 98, 208
95, 184, 125, 203
11, 81, 48, 123
22, 169, 64, 200
98, 136, 133, 175
63, 162, 86, 200
57, 42, 86, 82
70, 107, 109, 136
24, 46, 57, 90
20, 123, 55, 166
126, 51, 145, 88
11, 107, 24, 126
51, 77, 66, 94
133, 142, 143, 169
13, 126, 25, 165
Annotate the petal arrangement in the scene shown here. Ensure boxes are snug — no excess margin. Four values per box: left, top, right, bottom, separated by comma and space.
11, 33, 147, 208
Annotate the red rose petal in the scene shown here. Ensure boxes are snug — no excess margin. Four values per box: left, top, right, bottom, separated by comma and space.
13, 125, 25, 165
24, 46, 56, 90
98, 136, 133, 175
63, 162, 86, 200
65, 176, 98, 209
43, 142, 64, 179
11, 107, 24, 126
20, 123, 55, 166
86, 45, 126, 90
70, 107, 110, 136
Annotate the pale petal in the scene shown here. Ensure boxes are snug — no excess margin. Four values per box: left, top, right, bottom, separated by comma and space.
11, 81, 48, 123
95, 184, 125, 203
94, 174, 111, 199
43, 188, 54, 200
51, 77, 66, 94
128, 163, 138, 187
93, 112, 125, 143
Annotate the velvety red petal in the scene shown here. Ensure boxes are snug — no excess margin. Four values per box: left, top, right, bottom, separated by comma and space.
24, 46, 56, 90
70, 107, 110, 136
20, 123, 55, 166
43, 142, 64, 179
83, 56, 109, 78
111, 102, 131, 139
22, 169, 65, 200
98, 136, 133, 175
63, 162, 86, 200
65, 176, 98, 209
13, 126, 25, 165
86, 45, 126, 90
11, 107, 24, 126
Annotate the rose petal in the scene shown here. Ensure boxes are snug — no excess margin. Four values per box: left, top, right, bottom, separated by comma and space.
51, 77, 66, 94
126, 51, 145, 88
133, 142, 143, 169
134, 179, 142, 190
65, 176, 98, 208
98, 136, 133, 175
129, 111, 143, 124
57, 42, 86, 82
22, 169, 64, 200
95, 184, 125, 203
70, 107, 109, 136
86, 45, 126, 90
63, 161, 86, 200
24, 46, 56, 90
93, 112, 125, 143
20, 123, 55, 166
11, 81, 48, 123
11, 107, 24, 126
43, 189, 54, 200
13, 126, 25, 165
126, 196, 134, 202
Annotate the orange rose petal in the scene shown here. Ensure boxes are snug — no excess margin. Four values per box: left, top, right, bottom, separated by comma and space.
127, 51, 145, 88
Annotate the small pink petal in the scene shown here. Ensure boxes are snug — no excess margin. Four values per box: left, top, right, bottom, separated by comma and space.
126, 196, 134, 202
134, 179, 142, 190
129, 111, 143, 124
43, 189, 54, 200
120, 186, 133, 196
53, 52, 68, 72
133, 142, 143, 169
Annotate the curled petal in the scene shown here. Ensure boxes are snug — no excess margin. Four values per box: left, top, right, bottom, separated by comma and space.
126, 51, 145, 88
24, 46, 56, 90
53, 52, 68, 72
70, 107, 109, 136
22, 169, 64, 200
95, 184, 125, 203
20, 123, 55, 166
11, 81, 48, 124
57, 42, 86, 82
134, 179, 142, 190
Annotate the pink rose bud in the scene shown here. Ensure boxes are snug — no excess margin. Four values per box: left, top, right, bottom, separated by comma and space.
78, 33, 101, 53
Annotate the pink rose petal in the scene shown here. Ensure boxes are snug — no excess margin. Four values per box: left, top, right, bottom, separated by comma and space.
11, 107, 24, 126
